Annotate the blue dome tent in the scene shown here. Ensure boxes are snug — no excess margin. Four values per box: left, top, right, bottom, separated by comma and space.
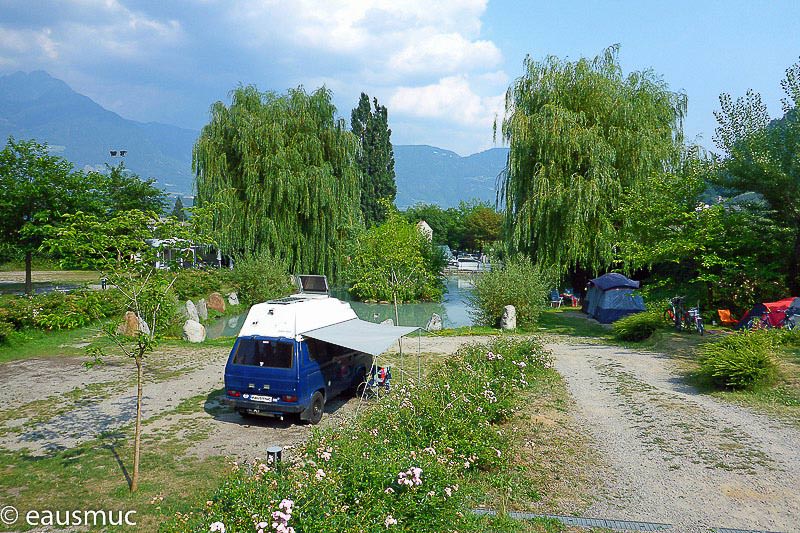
583, 273, 646, 323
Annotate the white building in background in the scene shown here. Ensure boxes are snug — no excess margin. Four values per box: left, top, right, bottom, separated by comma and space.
416, 220, 433, 242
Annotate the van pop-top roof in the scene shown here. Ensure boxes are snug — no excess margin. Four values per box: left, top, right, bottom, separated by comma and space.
236, 276, 419, 356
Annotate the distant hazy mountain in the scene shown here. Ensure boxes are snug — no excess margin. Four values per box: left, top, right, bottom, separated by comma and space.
393, 145, 507, 208
0, 70, 197, 197
0, 71, 508, 207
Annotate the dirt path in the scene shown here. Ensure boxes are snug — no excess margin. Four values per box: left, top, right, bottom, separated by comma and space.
0, 335, 492, 458
549, 340, 800, 533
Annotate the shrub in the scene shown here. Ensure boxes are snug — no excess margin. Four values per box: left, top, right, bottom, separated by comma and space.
0, 320, 13, 344
159, 337, 552, 533
171, 269, 228, 301
0, 290, 123, 331
612, 309, 664, 341
698, 331, 778, 389
228, 253, 295, 306
346, 212, 444, 302
467, 257, 552, 328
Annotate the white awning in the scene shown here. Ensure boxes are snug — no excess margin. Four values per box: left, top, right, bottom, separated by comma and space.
301, 319, 419, 356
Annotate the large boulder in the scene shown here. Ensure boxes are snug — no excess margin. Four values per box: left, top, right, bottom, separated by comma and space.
182, 320, 206, 343
227, 292, 240, 306
208, 292, 226, 313
184, 300, 200, 323
426, 313, 442, 331
196, 299, 208, 321
500, 305, 517, 330
117, 311, 150, 336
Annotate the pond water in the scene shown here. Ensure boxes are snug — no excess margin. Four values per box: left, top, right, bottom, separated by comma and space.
0, 281, 85, 295
205, 275, 477, 339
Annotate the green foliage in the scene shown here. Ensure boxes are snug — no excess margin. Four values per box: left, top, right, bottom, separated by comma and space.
0, 137, 103, 291
698, 331, 778, 390
713, 58, 800, 292
171, 269, 229, 301
468, 257, 551, 327
170, 196, 187, 222
346, 210, 444, 302
612, 309, 664, 341
0, 319, 13, 344
0, 290, 123, 332
403, 200, 503, 252
42, 209, 159, 270
498, 45, 686, 273
159, 337, 551, 533
42, 205, 217, 272
95, 163, 166, 216
351, 92, 397, 227
228, 253, 295, 306
194, 85, 361, 280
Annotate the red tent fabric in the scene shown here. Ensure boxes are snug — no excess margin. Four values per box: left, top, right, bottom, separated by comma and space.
762, 298, 797, 326
738, 297, 799, 328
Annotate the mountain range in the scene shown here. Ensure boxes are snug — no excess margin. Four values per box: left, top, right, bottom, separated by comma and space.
0, 71, 507, 207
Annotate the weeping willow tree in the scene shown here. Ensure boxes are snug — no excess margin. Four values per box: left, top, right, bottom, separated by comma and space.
193, 86, 361, 278
498, 45, 687, 273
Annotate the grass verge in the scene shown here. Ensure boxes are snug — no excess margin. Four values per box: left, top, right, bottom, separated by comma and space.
158, 336, 570, 532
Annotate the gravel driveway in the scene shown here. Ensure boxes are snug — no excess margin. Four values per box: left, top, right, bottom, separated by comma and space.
549, 340, 800, 533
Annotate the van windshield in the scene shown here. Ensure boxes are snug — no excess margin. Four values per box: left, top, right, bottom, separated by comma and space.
233, 338, 293, 369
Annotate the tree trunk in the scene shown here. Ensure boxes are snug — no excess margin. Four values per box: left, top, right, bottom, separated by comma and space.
24, 250, 32, 295
131, 356, 143, 492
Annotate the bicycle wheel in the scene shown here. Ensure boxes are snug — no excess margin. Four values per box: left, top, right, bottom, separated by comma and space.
696, 318, 705, 336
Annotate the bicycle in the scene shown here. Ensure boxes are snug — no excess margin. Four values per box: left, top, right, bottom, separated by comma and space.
664, 296, 705, 335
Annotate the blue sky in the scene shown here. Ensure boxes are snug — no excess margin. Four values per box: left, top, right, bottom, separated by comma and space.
0, 0, 797, 155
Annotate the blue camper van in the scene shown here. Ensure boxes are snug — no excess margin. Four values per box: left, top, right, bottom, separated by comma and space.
224, 335, 372, 424
223, 276, 416, 424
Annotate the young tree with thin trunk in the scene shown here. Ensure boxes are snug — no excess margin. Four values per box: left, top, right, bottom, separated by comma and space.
89, 268, 177, 492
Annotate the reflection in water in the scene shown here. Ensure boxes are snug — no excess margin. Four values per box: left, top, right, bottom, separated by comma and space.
0, 282, 84, 295
340, 276, 475, 328
206, 275, 476, 339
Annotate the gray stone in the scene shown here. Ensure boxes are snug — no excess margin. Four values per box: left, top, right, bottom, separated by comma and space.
227, 292, 240, 306
426, 313, 442, 331
182, 319, 206, 343
501, 305, 516, 330
380, 318, 394, 326
196, 299, 208, 321
184, 300, 200, 323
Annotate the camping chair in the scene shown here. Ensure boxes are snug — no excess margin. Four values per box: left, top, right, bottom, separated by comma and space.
563, 288, 580, 307
717, 309, 738, 327
549, 289, 562, 308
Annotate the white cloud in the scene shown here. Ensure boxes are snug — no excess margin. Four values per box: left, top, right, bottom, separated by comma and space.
390, 76, 504, 129
227, 0, 501, 81
389, 32, 501, 76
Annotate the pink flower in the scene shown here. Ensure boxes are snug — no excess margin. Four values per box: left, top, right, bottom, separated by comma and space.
384, 515, 398, 527
209, 522, 226, 533
315, 468, 326, 480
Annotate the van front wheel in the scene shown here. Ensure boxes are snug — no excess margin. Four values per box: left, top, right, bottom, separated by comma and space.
305, 392, 325, 425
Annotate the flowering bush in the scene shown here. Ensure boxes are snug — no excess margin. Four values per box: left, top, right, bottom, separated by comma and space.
0, 290, 123, 332
160, 337, 551, 532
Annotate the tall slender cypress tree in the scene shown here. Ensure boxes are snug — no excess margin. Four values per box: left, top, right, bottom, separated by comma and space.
193, 86, 361, 279
351, 93, 396, 227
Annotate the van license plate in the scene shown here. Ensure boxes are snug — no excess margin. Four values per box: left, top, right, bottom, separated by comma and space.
249, 394, 277, 403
